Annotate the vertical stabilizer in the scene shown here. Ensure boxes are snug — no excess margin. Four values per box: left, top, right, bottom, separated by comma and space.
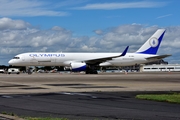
136, 29, 166, 54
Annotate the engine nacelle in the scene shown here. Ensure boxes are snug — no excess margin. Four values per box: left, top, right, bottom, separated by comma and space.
71, 62, 87, 71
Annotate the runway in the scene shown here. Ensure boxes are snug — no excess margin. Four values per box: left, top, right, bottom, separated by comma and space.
0, 72, 180, 119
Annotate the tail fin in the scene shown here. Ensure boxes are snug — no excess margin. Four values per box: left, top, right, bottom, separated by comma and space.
136, 29, 166, 55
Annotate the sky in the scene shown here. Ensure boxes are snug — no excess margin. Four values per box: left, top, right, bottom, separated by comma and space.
0, 0, 180, 65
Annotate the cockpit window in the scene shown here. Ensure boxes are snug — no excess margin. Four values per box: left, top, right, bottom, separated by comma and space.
13, 57, 20, 59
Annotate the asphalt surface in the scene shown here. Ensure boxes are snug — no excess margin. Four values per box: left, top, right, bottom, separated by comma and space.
0, 72, 180, 120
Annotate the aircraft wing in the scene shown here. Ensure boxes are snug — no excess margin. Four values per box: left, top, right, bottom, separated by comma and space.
145, 54, 171, 60
84, 46, 129, 65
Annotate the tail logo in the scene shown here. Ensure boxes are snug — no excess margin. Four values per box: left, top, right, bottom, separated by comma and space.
149, 37, 159, 47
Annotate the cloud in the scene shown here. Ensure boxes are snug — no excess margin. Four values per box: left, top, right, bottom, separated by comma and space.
156, 14, 172, 19
1, 17, 180, 65
0, 17, 30, 30
0, 0, 69, 17
54, 0, 89, 8
0, 18, 73, 55
73, 1, 167, 10
94, 30, 104, 35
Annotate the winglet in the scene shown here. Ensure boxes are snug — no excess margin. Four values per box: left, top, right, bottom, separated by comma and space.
120, 46, 129, 56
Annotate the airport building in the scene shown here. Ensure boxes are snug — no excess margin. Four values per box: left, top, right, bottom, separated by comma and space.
139, 64, 180, 72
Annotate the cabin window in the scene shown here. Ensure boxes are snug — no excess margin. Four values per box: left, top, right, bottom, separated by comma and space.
151, 68, 158, 69
159, 68, 166, 69
13, 57, 20, 59
167, 67, 174, 69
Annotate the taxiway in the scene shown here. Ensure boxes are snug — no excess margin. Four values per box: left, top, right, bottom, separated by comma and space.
0, 72, 180, 120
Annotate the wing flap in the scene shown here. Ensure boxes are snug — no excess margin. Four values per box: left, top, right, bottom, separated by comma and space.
85, 46, 129, 65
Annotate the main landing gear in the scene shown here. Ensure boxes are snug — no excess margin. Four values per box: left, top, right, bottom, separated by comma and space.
85, 66, 98, 74
85, 70, 98, 74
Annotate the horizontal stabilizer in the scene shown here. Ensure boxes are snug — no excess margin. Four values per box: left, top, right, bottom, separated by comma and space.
146, 54, 171, 60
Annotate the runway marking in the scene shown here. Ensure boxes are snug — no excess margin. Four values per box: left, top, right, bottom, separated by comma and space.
1, 95, 13, 99
60, 92, 97, 98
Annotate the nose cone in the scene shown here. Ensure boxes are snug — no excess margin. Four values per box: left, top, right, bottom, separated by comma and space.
8, 59, 14, 65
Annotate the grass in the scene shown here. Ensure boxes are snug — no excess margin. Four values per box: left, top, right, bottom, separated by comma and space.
1, 111, 16, 116
136, 92, 180, 104
1, 112, 69, 120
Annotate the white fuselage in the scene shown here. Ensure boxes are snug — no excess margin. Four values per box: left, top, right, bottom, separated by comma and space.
8, 52, 157, 67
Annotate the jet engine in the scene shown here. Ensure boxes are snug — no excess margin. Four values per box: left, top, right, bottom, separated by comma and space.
70, 62, 87, 71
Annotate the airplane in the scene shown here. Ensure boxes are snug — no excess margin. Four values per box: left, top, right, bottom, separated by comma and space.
8, 29, 171, 74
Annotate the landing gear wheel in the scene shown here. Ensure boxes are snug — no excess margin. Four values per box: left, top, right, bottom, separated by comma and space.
85, 70, 98, 74
93, 70, 98, 74
86, 71, 89, 74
